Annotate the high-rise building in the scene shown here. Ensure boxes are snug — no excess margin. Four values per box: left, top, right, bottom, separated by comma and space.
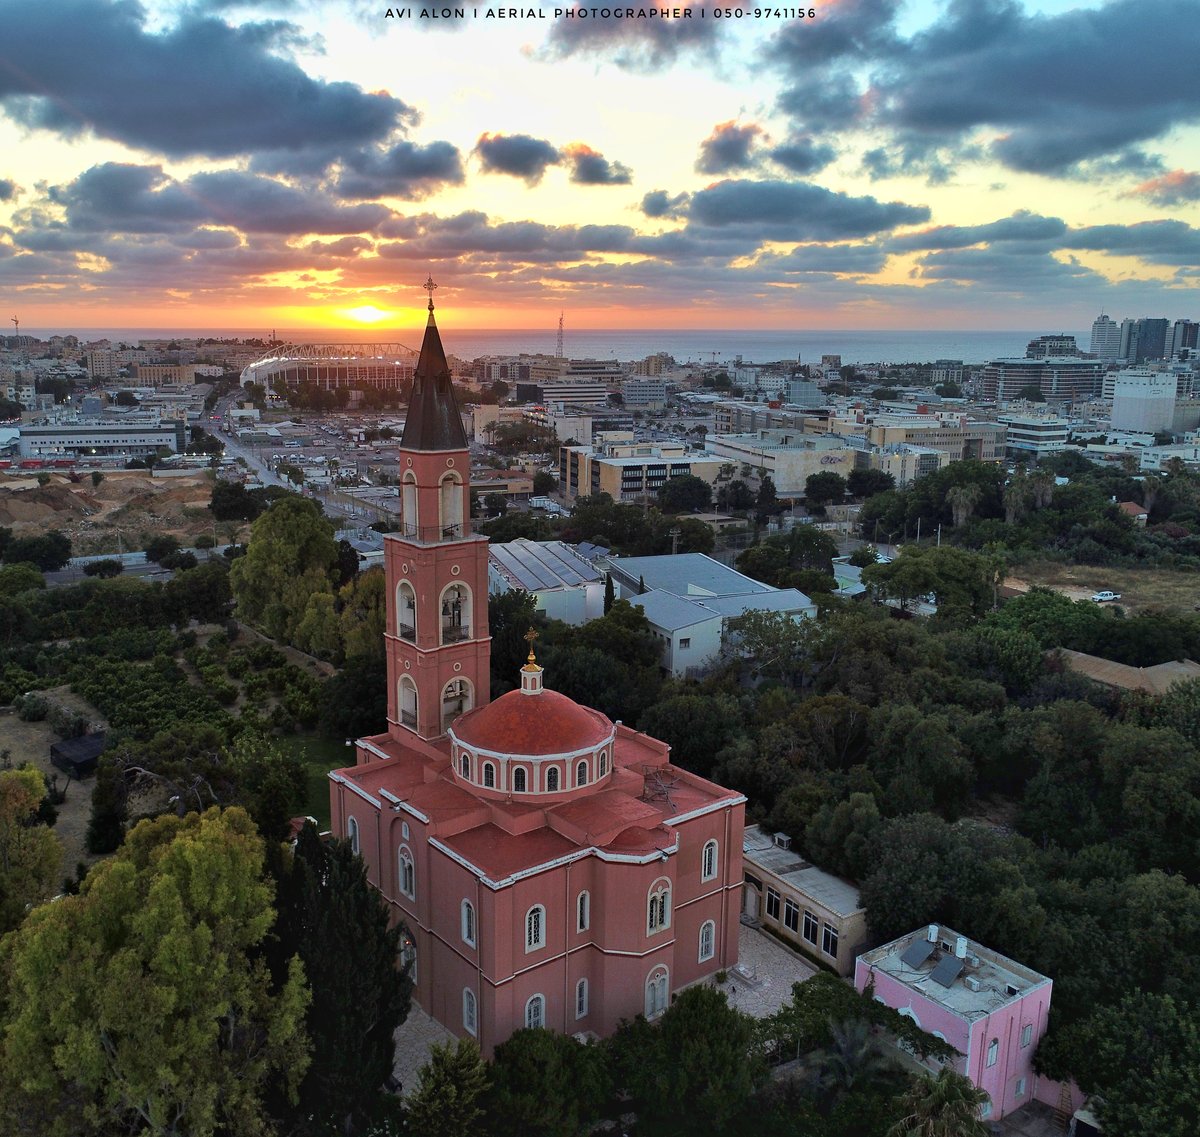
981, 357, 1105, 402
1025, 335, 1078, 359
1089, 315, 1121, 360
1111, 369, 1176, 434
1120, 317, 1170, 364
1168, 320, 1199, 360
329, 292, 745, 1054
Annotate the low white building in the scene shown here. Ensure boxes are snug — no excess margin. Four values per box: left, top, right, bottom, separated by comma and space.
708, 430, 856, 495
997, 416, 1070, 459
488, 538, 605, 625
1111, 369, 1176, 433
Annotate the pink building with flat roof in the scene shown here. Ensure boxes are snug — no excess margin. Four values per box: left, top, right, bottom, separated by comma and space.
329, 287, 746, 1054
855, 924, 1053, 1122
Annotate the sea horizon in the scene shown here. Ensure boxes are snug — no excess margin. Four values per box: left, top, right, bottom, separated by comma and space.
16, 327, 1088, 366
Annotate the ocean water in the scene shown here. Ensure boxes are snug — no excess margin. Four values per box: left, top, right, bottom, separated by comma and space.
33, 327, 1080, 366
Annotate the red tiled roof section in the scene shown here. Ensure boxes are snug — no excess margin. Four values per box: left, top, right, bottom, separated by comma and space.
453, 688, 613, 755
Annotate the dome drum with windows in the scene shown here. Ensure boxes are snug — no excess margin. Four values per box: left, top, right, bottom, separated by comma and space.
448, 632, 615, 798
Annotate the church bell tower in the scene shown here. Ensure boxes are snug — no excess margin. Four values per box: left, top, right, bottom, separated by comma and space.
384, 278, 491, 742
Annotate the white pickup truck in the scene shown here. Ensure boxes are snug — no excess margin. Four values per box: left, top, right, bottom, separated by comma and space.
1090, 590, 1122, 603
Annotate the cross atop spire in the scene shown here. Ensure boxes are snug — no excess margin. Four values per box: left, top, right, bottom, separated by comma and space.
523, 627, 540, 666
424, 275, 438, 313
398, 276, 467, 452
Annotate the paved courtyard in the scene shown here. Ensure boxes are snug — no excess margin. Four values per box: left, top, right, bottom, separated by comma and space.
722, 922, 819, 1018
391, 1003, 456, 1097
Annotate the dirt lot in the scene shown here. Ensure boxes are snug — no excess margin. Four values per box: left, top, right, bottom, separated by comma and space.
0, 470, 250, 555
2, 709, 98, 878
1007, 561, 1200, 614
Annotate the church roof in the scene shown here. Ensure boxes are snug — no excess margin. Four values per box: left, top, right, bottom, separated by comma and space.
452, 686, 614, 756
399, 297, 468, 452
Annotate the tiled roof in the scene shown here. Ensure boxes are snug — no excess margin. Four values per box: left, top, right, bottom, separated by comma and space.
398, 311, 468, 452
453, 686, 613, 755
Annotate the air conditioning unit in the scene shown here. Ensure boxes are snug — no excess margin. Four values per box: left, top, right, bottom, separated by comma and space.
964, 976, 982, 993
773, 832, 792, 850
966, 953, 981, 969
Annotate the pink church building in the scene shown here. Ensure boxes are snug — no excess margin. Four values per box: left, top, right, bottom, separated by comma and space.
329, 287, 746, 1054
855, 924, 1053, 1121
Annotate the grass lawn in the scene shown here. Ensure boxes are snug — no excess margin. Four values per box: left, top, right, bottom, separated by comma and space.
278, 734, 355, 831
1009, 560, 1200, 614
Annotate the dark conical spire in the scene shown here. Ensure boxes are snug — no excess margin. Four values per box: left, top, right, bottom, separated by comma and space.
399, 277, 468, 452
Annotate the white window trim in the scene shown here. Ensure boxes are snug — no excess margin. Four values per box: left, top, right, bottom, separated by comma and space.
986, 1039, 999, 1068
525, 993, 545, 1030
577, 890, 590, 933
647, 878, 672, 936
461, 899, 476, 947
398, 846, 415, 900
699, 919, 716, 962
463, 988, 477, 1036
575, 978, 589, 1020
525, 904, 546, 952
1021, 1023, 1033, 1048
701, 839, 718, 882
346, 814, 360, 856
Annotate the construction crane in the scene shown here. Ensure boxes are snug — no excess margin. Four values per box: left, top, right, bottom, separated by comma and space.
10, 316, 18, 340
556, 313, 564, 359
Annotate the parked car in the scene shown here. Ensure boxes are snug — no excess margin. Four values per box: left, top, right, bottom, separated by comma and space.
1091, 590, 1122, 602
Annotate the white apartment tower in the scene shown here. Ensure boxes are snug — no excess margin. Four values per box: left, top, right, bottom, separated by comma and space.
1090, 314, 1121, 360
1111, 369, 1176, 434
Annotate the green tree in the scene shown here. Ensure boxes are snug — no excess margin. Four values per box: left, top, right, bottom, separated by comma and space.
0, 767, 63, 934
485, 1029, 609, 1137
888, 1068, 989, 1137
404, 1038, 489, 1137
90, 471, 104, 488
210, 480, 263, 522
3, 531, 71, 571
532, 470, 557, 496
269, 825, 412, 1135
230, 496, 337, 642
603, 572, 614, 614
803, 792, 881, 880
638, 694, 743, 778
658, 474, 712, 512
0, 808, 310, 1137
847, 468, 895, 499
143, 534, 181, 564
1014, 383, 1046, 402
805, 471, 848, 507
82, 559, 124, 578
0, 563, 45, 596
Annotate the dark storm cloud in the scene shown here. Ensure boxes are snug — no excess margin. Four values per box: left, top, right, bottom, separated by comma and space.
1126, 170, 1200, 206
0, 179, 18, 202
1062, 220, 1200, 266
696, 122, 765, 175
336, 141, 466, 200
565, 146, 632, 186
541, 11, 720, 70
890, 211, 1069, 252
913, 247, 1103, 292
641, 190, 690, 219
0, 0, 409, 160
767, 0, 1200, 177
48, 163, 392, 236
474, 134, 562, 184
769, 136, 836, 176
688, 180, 930, 241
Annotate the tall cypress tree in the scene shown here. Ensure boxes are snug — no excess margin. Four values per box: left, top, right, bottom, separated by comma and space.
603, 573, 614, 614
269, 824, 413, 1134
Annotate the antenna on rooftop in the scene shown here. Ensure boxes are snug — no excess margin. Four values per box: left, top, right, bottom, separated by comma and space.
556, 313, 564, 359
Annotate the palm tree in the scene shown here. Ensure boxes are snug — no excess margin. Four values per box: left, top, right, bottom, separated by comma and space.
946, 483, 982, 529
1028, 467, 1056, 510
1003, 478, 1029, 525
802, 1018, 898, 1109
888, 1068, 990, 1137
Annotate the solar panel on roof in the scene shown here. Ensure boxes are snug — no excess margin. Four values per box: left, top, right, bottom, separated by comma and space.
900, 940, 936, 969
930, 955, 965, 988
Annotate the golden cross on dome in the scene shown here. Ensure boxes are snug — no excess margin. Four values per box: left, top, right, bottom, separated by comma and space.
524, 626, 540, 663
423, 275, 438, 312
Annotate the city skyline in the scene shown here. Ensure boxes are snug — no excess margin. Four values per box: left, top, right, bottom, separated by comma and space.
1, 0, 1197, 332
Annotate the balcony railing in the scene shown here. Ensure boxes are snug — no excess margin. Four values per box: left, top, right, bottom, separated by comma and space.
441, 625, 471, 644
394, 521, 474, 544
399, 710, 417, 728
397, 621, 415, 641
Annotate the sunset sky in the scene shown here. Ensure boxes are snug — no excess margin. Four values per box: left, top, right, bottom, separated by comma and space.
0, 0, 1198, 333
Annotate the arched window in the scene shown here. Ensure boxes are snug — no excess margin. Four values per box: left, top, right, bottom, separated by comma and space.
525, 994, 545, 1030
346, 815, 360, 856
483, 762, 496, 789
461, 900, 476, 947
598, 750, 608, 777
575, 978, 589, 1020
526, 905, 546, 952
577, 891, 590, 932
545, 767, 560, 792
512, 767, 527, 793
647, 880, 671, 935
396, 581, 416, 641
645, 966, 669, 1018
440, 583, 471, 645
401, 474, 418, 538
576, 759, 589, 787
460, 753, 471, 780
442, 677, 472, 733
463, 988, 477, 1035
701, 839, 719, 882
440, 472, 463, 537
397, 676, 418, 730
398, 847, 415, 899
699, 920, 716, 962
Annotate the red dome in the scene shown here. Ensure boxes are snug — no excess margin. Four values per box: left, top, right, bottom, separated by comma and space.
452, 688, 613, 756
